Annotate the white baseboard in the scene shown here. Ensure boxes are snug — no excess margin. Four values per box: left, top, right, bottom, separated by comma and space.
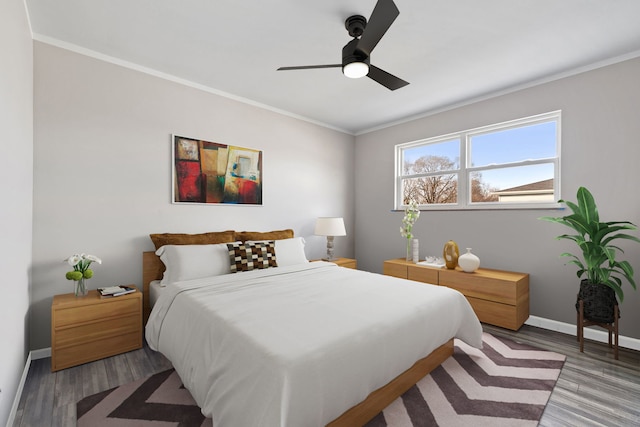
6, 348, 50, 427
5, 352, 32, 427
525, 315, 640, 352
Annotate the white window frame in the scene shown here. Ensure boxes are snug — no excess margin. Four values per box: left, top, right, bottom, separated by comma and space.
395, 111, 561, 210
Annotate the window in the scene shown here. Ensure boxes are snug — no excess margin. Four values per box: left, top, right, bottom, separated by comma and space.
395, 111, 561, 210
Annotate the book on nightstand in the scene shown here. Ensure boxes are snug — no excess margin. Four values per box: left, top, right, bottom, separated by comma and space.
98, 285, 136, 297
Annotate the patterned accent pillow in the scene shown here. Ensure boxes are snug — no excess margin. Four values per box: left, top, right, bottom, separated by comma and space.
227, 241, 277, 273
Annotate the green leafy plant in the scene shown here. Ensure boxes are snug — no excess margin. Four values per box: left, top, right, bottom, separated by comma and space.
539, 187, 640, 301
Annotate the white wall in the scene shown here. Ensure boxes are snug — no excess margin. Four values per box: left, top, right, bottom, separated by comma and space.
355, 57, 640, 340
0, 1, 33, 424
31, 42, 355, 350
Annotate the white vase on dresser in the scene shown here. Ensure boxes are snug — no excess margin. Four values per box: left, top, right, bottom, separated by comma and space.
458, 248, 480, 272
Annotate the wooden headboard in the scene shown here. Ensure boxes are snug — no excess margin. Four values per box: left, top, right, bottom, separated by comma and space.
142, 251, 164, 324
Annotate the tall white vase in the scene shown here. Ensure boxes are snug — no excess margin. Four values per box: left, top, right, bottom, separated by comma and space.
458, 248, 480, 272
412, 239, 419, 263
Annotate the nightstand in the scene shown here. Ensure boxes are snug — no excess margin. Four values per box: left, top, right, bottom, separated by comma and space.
313, 257, 357, 269
51, 285, 143, 371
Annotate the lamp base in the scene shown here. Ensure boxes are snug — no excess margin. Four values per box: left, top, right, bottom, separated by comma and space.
324, 236, 336, 261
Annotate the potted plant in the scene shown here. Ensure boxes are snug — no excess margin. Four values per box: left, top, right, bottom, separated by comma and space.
540, 186, 640, 323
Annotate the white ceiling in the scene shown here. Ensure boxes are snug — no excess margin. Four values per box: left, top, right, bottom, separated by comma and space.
25, 0, 640, 134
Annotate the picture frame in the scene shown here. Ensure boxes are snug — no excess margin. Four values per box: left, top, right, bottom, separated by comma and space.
172, 135, 262, 205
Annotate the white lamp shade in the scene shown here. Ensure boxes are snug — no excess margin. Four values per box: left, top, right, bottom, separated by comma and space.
343, 62, 369, 79
314, 217, 346, 236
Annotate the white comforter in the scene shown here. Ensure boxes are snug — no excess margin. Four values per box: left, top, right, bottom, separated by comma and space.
146, 262, 482, 427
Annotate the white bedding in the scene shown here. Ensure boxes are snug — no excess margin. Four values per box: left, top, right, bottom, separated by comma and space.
148, 280, 164, 308
146, 262, 482, 427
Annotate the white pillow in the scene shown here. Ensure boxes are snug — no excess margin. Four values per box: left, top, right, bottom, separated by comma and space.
156, 243, 235, 285
248, 237, 308, 267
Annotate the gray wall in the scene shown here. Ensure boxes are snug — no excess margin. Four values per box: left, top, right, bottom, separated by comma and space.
31, 42, 355, 350
0, 1, 33, 425
354, 57, 640, 339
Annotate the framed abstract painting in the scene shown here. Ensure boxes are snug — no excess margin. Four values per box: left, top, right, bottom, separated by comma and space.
172, 135, 262, 205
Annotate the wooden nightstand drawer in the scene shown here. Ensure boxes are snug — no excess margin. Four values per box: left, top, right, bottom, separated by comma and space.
54, 298, 140, 326
54, 313, 140, 349
54, 331, 142, 370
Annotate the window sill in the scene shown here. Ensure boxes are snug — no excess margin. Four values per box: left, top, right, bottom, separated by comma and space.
392, 202, 565, 212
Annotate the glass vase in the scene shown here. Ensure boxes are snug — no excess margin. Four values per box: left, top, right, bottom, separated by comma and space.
406, 239, 411, 262
75, 277, 88, 297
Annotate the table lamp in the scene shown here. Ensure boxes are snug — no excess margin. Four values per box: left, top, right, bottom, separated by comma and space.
314, 217, 346, 261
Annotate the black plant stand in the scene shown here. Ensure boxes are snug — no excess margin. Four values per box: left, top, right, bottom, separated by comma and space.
577, 299, 619, 360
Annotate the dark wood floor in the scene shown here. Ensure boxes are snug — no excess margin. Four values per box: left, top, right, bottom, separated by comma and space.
12, 324, 640, 426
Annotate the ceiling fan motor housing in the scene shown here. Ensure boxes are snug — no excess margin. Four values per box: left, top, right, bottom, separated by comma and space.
345, 15, 367, 38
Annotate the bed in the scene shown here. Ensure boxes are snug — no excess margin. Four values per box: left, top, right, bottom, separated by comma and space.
143, 230, 483, 426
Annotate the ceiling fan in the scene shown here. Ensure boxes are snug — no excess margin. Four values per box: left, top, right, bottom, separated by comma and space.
277, 0, 409, 91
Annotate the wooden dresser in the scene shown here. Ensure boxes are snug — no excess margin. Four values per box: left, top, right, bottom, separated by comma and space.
51, 286, 143, 371
383, 259, 529, 330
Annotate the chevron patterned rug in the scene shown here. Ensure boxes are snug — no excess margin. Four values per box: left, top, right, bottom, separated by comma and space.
76, 333, 565, 426
366, 332, 566, 426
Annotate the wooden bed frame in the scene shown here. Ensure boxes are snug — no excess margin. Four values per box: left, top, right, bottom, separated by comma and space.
142, 250, 453, 426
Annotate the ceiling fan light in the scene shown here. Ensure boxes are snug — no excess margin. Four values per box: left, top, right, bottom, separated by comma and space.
343, 61, 369, 79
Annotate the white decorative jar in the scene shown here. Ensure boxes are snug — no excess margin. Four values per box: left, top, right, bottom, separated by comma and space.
458, 248, 480, 273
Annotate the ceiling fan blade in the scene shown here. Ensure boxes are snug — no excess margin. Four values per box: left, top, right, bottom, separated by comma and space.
367, 65, 409, 90
357, 0, 400, 56
277, 64, 342, 71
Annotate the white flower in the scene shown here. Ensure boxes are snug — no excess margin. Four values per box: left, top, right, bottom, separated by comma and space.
85, 254, 102, 264
400, 201, 420, 240
65, 254, 81, 266
63, 252, 102, 281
